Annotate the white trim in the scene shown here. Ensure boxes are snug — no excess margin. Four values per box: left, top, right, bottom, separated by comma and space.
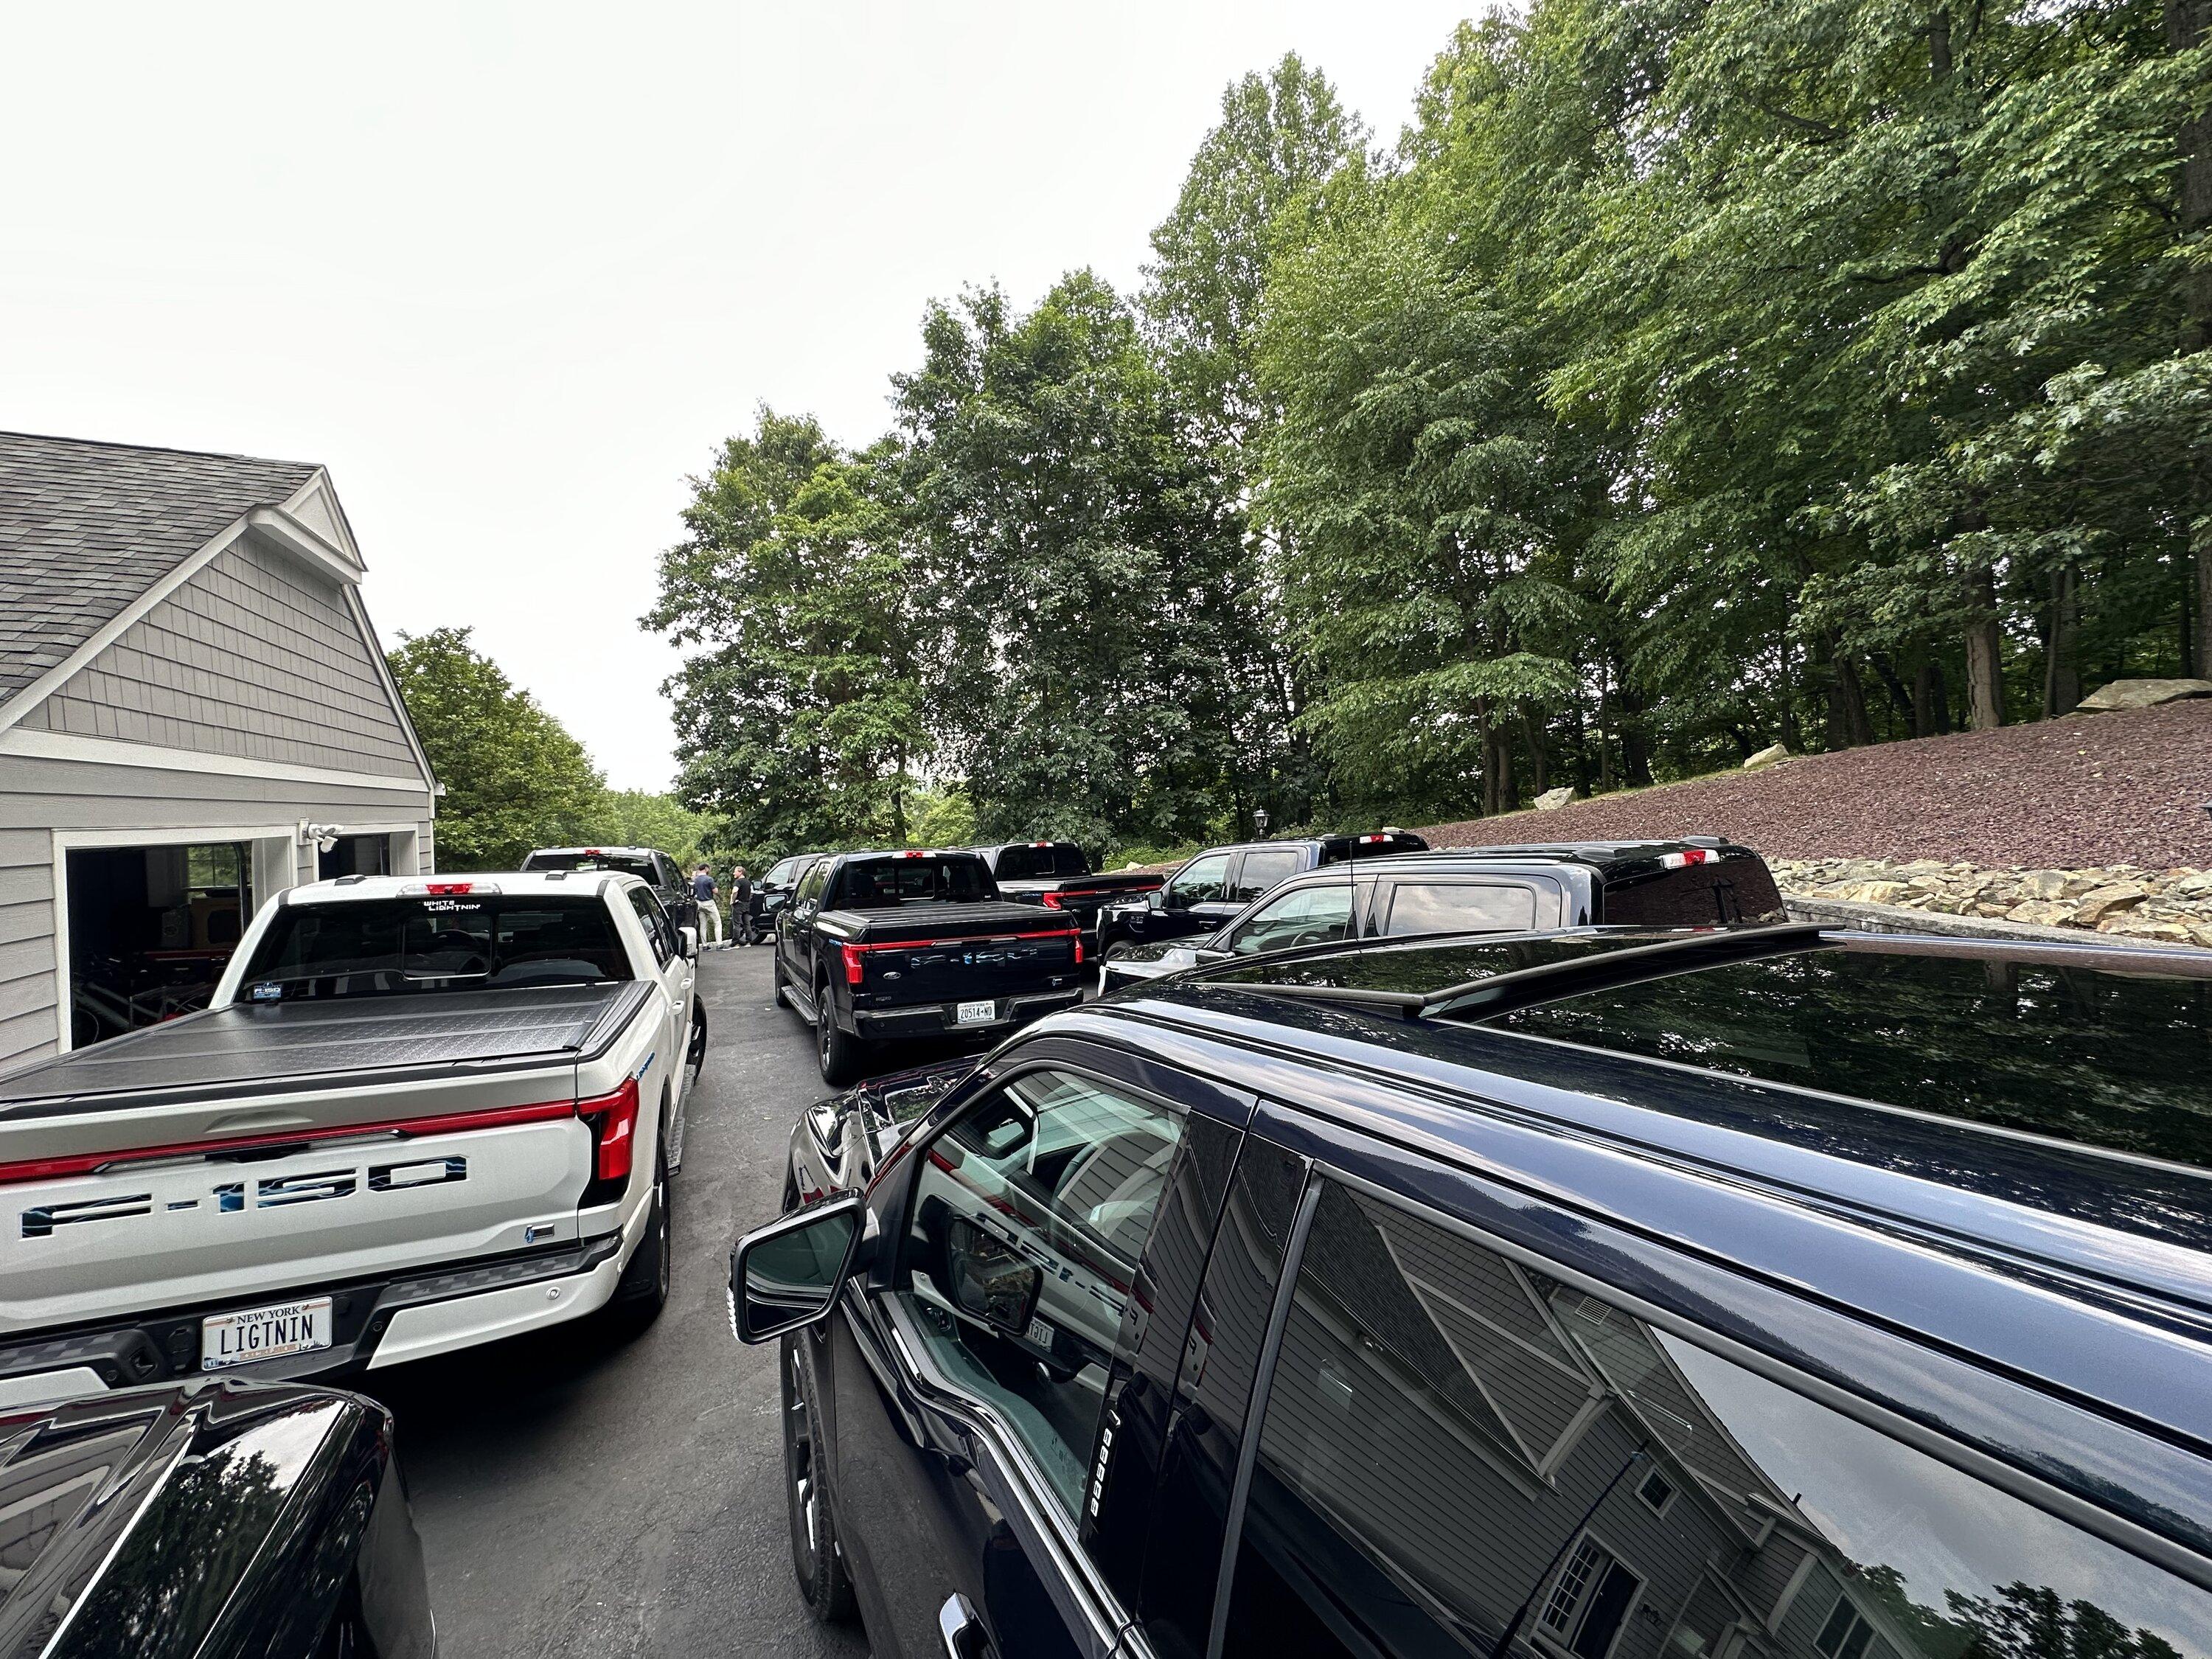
1539, 1527, 1648, 1659
279, 468, 364, 568
50, 824, 300, 1053
245, 507, 361, 588
346, 587, 439, 797
0, 514, 254, 737
0, 726, 434, 795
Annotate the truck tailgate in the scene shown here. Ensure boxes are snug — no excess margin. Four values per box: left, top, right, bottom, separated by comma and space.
0, 985, 647, 1337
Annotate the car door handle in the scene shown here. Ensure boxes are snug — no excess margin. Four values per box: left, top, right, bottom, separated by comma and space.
939, 1593, 995, 1659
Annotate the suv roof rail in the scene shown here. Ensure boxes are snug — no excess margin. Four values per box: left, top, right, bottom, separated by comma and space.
1187, 922, 1832, 1023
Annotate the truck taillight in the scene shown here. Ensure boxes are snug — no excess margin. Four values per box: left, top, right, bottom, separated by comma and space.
577, 1076, 641, 1186
1660, 849, 1715, 869
1074, 934, 1085, 966
841, 943, 865, 985
400, 880, 500, 897
1040, 892, 1064, 908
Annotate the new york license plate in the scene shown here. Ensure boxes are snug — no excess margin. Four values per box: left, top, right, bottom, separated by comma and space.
955, 999, 997, 1026
201, 1295, 333, 1371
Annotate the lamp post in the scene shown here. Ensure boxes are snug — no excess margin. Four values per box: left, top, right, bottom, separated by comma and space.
1253, 807, 1270, 839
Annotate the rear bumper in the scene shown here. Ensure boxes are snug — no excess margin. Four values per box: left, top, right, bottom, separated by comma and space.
850, 988, 1083, 1041
0, 1229, 630, 1406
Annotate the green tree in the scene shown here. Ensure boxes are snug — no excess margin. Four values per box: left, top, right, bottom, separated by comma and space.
386, 627, 605, 869
894, 274, 1253, 849
645, 410, 928, 857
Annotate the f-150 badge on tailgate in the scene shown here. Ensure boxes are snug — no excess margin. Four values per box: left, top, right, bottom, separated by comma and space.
21, 1156, 467, 1237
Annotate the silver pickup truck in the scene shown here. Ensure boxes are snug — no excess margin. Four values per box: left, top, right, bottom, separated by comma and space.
0, 871, 703, 1408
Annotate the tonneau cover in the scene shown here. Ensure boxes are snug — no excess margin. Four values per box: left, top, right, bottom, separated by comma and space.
821, 900, 1070, 945
0, 981, 650, 1112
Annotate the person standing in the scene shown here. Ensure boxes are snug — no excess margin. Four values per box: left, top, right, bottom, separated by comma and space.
730, 866, 755, 947
692, 863, 723, 949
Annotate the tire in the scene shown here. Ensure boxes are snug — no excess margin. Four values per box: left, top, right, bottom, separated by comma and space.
783, 1336, 858, 1624
609, 1147, 671, 1331
815, 981, 869, 1087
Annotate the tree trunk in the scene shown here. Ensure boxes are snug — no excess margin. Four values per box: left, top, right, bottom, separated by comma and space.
2044, 566, 2081, 716
1521, 710, 1548, 796
1964, 565, 2006, 730
1912, 659, 1950, 737
2173, 0, 2212, 672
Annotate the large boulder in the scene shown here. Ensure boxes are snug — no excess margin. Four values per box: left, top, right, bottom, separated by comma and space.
1742, 742, 1792, 770
1533, 786, 1576, 811
2075, 678, 2212, 712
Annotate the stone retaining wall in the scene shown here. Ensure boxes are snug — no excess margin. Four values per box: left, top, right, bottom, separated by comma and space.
1772, 858, 2212, 947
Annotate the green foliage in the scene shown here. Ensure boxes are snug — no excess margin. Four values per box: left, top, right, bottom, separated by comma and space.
652, 5, 2212, 841
578, 790, 712, 869
893, 273, 1257, 850
386, 627, 605, 870
907, 786, 978, 850
647, 411, 928, 859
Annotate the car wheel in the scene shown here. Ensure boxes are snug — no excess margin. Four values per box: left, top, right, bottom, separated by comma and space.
610, 1147, 671, 1330
815, 983, 868, 1087
782, 1336, 858, 1624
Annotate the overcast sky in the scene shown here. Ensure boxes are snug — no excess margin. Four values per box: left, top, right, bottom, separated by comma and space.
0, 1, 1478, 790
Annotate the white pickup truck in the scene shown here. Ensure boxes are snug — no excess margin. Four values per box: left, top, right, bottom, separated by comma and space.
0, 871, 705, 1407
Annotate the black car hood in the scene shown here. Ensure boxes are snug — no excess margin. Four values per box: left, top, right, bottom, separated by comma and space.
1105, 939, 1183, 964
0, 1378, 407, 1659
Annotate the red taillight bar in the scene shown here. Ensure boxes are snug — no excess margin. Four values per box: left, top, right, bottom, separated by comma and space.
833, 930, 1084, 982
0, 1098, 579, 1188
575, 1076, 640, 1185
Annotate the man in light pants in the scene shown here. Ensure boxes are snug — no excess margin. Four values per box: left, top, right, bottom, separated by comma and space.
692, 863, 724, 949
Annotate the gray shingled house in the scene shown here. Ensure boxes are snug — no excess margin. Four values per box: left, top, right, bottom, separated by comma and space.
0, 431, 437, 1070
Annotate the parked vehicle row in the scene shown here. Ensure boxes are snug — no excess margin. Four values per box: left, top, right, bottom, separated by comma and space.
731, 919, 2212, 1659
1099, 837, 1783, 990
1096, 827, 1430, 951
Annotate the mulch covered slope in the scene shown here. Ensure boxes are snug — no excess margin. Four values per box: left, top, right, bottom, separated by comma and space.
1423, 699, 2212, 869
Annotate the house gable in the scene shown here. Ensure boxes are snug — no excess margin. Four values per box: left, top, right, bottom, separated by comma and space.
17, 531, 425, 782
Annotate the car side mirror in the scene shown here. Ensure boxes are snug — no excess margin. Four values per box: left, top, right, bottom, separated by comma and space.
678, 925, 699, 960
729, 1193, 867, 1343
945, 1217, 1040, 1336
1155, 888, 1176, 912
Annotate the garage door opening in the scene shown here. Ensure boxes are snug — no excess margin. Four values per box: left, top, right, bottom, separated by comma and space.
67, 841, 253, 1048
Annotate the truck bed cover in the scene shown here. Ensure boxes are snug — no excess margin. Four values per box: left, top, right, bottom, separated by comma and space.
818, 901, 1071, 946
0, 981, 652, 1116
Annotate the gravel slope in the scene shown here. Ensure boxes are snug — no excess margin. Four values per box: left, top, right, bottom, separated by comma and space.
1424, 700, 2212, 869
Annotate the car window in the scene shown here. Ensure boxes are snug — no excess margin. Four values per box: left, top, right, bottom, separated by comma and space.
1602, 858, 1784, 925
240, 896, 631, 999
1229, 849, 1304, 902
1227, 884, 1354, 956
1169, 853, 1233, 907
1220, 1180, 2212, 1659
835, 855, 993, 907
626, 886, 673, 967
901, 1068, 1188, 1514
1380, 879, 1546, 936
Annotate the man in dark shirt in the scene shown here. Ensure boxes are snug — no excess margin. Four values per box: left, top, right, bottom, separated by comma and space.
729, 866, 755, 947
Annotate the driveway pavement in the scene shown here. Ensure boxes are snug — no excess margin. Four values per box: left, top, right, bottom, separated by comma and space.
361, 945, 873, 1658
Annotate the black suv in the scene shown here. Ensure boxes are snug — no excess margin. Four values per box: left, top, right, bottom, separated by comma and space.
1102, 838, 1783, 990
521, 844, 700, 933
1098, 829, 1430, 952
731, 924, 2212, 1659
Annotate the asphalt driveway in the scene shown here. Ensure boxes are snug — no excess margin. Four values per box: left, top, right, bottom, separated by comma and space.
361, 945, 873, 1658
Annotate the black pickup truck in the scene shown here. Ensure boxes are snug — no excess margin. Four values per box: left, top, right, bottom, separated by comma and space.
772, 849, 1085, 1084
965, 841, 1166, 937
1096, 829, 1430, 952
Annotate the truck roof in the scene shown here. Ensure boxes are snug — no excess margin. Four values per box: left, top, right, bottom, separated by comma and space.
282, 872, 635, 905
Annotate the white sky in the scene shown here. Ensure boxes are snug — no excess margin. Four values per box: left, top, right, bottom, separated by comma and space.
0, 2, 1478, 791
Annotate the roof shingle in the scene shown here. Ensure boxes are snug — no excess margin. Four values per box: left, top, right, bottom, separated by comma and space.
0, 431, 321, 709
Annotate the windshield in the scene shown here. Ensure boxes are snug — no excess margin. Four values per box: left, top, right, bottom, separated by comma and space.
238, 895, 633, 1000
993, 844, 1089, 880
523, 850, 657, 880
834, 856, 995, 907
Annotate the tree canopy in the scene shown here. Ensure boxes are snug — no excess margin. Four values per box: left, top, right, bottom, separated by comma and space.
647, 4, 2212, 858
